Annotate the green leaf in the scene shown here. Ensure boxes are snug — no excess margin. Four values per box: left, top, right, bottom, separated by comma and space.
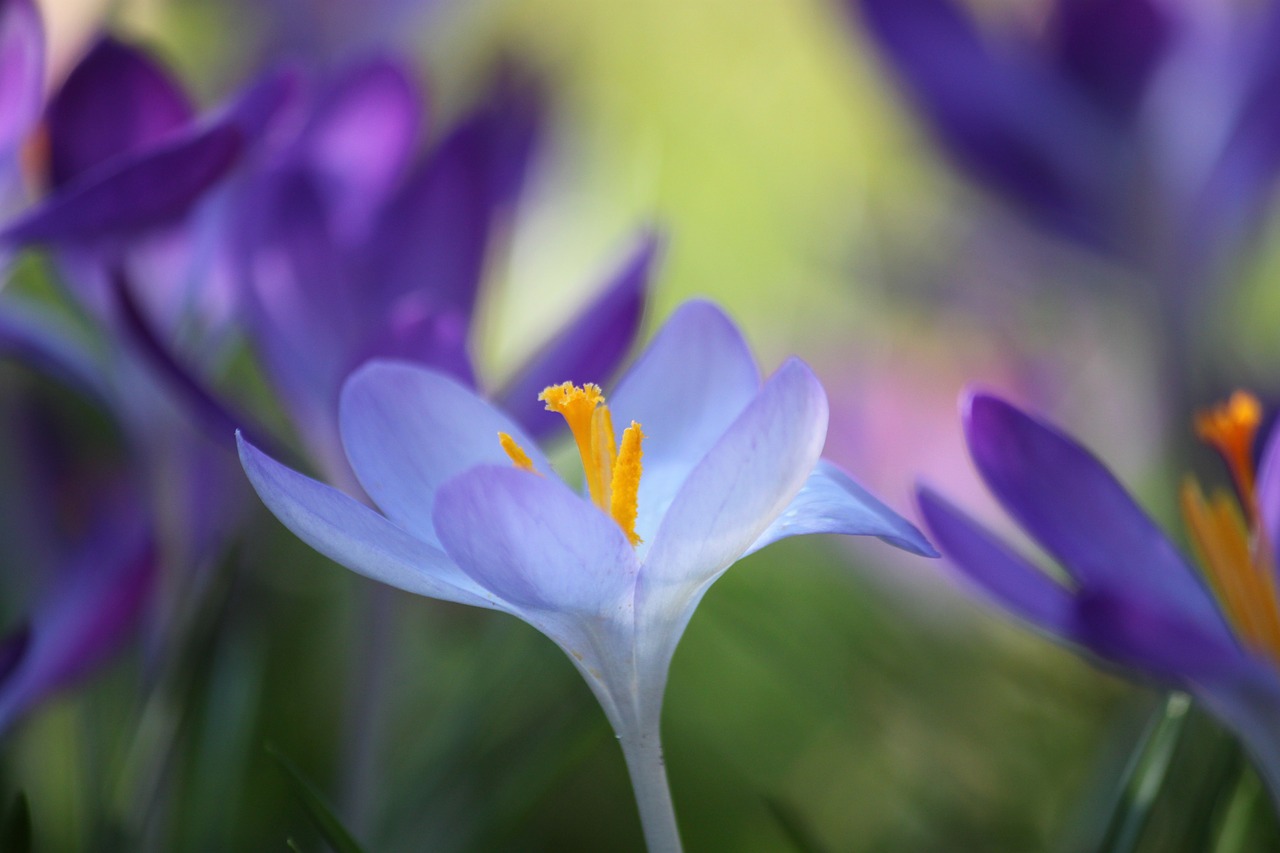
2, 792, 32, 853
265, 742, 367, 853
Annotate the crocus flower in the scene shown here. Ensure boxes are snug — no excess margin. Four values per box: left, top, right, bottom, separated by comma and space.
852, 0, 1280, 295
233, 57, 653, 479
238, 300, 935, 850
917, 390, 1280, 810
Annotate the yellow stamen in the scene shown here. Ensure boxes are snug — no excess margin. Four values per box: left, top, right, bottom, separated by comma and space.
529, 382, 646, 546
498, 432, 535, 472
1195, 391, 1262, 520
610, 422, 644, 545
540, 382, 610, 506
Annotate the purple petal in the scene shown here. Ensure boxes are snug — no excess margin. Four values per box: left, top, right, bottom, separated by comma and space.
1071, 587, 1247, 680
1047, 0, 1173, 120
917, 485, 1080, 637
302, 58, 423, 238
497, 230, 658, 436
963, 392, 1232, 638
747, 460, 937, 558
1187, 4, 1280, 267
45, 36, 193, 189
608, 300, 762, 544
0, 513, 154, 735
643, 358, 827, 589
0, 0, 43, 161
1257, 419, 1280, 563
4, 123, 242, 244
853, 0, 1115, 243
433, 465, 638, 614
338, 361, 550, 546
237, 433, 499, 609
362, 78, 541, 323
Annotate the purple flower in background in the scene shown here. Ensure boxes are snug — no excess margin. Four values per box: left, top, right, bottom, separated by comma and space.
234, 58, 654, 478
238, 300, 935, 850
917, 390, 1280, 810
0, 302, 156, 736
852, 0, 1280, 286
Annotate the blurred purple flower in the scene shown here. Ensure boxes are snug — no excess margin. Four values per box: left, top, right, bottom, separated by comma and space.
234, 58, 655, 478
238, 300, 934, 849
0, 301, 156, 736
917, 391, 1280, 809
852, 0, 1280, 283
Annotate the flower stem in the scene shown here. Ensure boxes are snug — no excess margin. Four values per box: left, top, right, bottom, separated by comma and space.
619, 729, 683, 853
1096, 691, 1192, 853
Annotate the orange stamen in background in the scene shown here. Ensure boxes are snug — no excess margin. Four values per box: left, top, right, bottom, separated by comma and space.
1195, 390, 1262, 521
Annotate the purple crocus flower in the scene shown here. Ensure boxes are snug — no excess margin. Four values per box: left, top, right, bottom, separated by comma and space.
852, 0, 1280, 286
917, 390, 1280, 810
238, 300, 935, 850
234, 57, 653, 479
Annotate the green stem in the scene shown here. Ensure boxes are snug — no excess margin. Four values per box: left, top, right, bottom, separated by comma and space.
1096, 692, 1192, 853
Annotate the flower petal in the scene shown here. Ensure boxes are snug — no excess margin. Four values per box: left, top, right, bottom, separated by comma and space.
4, 123, 242, 244
0, 511, 154, 735
497, 230, 658, 438
853, 0, 1114, 243
433, 465, 638, 615
963, 392, 1232, 637
642, 357, 827, 591
237, 433, 498, 609
1255, 418, 1280, 564
746, 460, 937, 558
362, 79, 540, 325
45, 36, 193, 189
1072, 587, 1248, 679
916, 484, 1079, 638
608, 300, 762, 543
302, 58, 423, 237
0, 0, 43, 162
339, 361, 550, 546
1047, 0, 1173, 120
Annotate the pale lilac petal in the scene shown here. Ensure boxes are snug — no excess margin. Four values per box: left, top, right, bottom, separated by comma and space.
746, 460, 936, 558
917, 484, 1078, 637
237, 433, 498, 609
339, 361, 550, 545
45, 36, 192, 188
0, 0, 43, 161
433, 465, 637, 615
609, 300, 761, 543
498, 230, 658, 437
963, 392, 1233, 639
303, 58, 423, 237
642, 357, 827, 590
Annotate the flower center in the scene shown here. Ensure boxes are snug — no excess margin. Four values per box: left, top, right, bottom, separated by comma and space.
498, 382, 645, 546
1180, 391, 1280, 663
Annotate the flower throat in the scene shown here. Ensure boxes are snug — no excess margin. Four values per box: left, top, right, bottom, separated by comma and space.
498, 382, 644, 546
